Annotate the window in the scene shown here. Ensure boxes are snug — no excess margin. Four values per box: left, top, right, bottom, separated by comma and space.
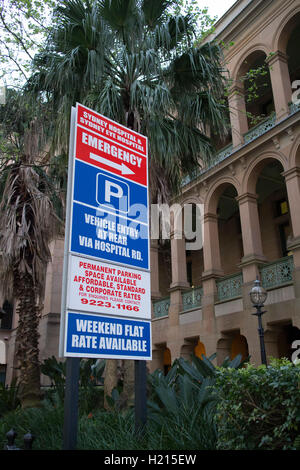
1, 301, 13, 330
275, 199, 289, 217
0, 366, 6, 384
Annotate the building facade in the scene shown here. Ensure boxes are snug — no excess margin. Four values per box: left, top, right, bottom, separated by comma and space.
1, 0, 300, 383
150, 0, 300, 372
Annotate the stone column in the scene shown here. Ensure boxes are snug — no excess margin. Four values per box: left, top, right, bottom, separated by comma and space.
202, 212, 223, 277
168, 224, 189, 327
284, 167, 300, 267
237, 193, 266, 284
237, 193, 267, 324
267, 51, 292, 121
150, 239, 161, 299
201, 212, 223, 334
227, 83, 249, 148
284, 167, 300, 309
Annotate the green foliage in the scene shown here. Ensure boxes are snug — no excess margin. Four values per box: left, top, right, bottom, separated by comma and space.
0, 399, 64, 450
29, 0, 229, 200
0, 378, 20, 417
147, 367, 217, 449
215, 358, 300, 450
145, 354, 247, 450
1, 356, 300, 451
41, 356, 105, 414
40, 355, 66, 403
0, 0, 59, 85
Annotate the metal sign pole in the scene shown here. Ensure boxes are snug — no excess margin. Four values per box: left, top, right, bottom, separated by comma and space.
63, 357, 80, 450
135, 359, 147, 436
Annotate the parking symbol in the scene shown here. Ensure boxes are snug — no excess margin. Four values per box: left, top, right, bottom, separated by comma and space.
96, 172, 129, 214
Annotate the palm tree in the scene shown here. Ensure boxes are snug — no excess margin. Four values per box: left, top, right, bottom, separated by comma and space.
28, 0, 229, 406
0, 90, 63, 407
29, 0, 228, 199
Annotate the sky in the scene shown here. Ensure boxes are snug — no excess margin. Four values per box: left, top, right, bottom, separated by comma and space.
197, 0, 237, 20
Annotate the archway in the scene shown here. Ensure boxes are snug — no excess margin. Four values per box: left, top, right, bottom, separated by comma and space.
236, 50, 275, 129
248, 158, 291, 260
180, 338, 199, 362
277, 324, 300, 361
194, 340, 206, 360
163, 348, 171, 375
217, 184, 243, 276
183, 202, 204, 288
230, 334, 249, 362
277, 12, 300, 82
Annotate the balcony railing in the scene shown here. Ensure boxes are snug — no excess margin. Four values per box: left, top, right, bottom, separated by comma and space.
289, 101, 300, 115
182, 102, 300, 189
243, 113, 276, 145
216, 272, 243, 302
153, 296, 170, 319
260, 256, 294, 290
181, 286, 203, 312
182, 143, 234, 186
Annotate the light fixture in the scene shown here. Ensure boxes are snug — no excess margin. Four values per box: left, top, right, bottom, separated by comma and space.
249, 278, 268, 366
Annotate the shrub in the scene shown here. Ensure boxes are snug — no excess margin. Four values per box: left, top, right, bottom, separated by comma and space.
0, 378, 20, 417
215, 359, 300, 450
145, 354, 246, 450
41, 356, 105, 413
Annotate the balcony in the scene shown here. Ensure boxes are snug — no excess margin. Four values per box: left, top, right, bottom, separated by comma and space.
216, 272, 243, 302
181, 286, 203, 312
260, 256, 294, 290
153, 296, 170, 319
182, 101, 300, 189
243, 113, 276, 145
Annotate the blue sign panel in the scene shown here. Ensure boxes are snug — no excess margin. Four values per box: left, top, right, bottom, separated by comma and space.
70, 159, 149, 270
73, 160, 148, 223
70, 202, 149, 270
65, 311, 151, 360
96, 172, 130, 214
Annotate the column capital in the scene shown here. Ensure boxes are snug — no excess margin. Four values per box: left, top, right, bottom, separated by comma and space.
236, 192, 258, 205
227, 82, 245, 98
168, 282, 190, 292
287, 236, 300, 252
266, 50, 288, 67
282, 166, 300, 181
238, 254, 268, 268
201, 269, 224, 282
203, 212, 218, 222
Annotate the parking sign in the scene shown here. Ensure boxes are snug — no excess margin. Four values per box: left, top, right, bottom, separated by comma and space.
59, 104, 151, 360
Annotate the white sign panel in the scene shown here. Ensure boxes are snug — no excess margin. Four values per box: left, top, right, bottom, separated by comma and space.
67, 255, 151, 320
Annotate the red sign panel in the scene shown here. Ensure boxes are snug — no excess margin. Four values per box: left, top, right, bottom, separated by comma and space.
75, 103, 148, 187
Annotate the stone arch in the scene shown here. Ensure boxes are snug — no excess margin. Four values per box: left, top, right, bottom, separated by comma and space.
232, 46, 271, 83
242, 152, 288, 194
289, 137, 300, 169
163, 347, 171, 375
216, 337, 231, 366
230, 334, 249, 362
274, 9, 300, 53
181, 194, 203, 206
180, 337, 199, 362
204, 177, 241, 214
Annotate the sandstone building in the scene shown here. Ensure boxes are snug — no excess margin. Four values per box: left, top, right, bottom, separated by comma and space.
1, 0, 300, 383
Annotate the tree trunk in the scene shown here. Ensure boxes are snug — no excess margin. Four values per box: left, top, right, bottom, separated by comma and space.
14, 272, 41, 408
103, 359, 118, 409
120, 359, 135, 409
